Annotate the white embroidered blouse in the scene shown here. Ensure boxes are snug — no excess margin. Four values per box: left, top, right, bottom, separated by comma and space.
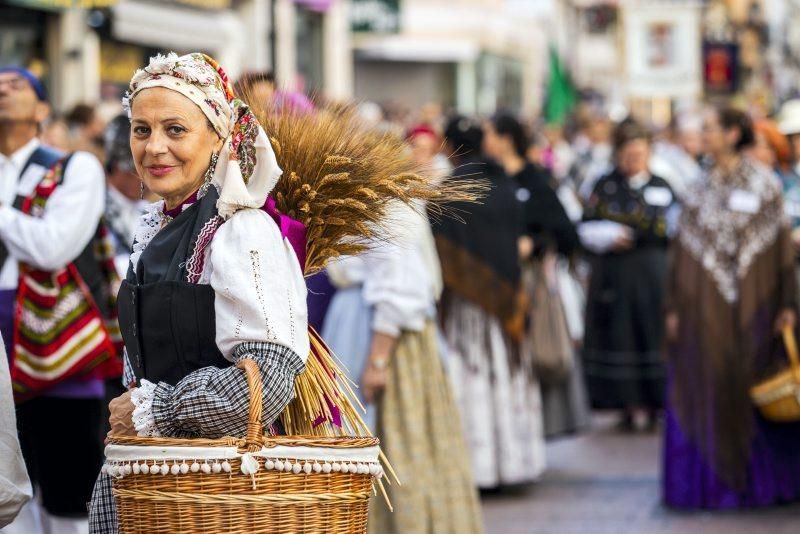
127, 200, 309, 437
327, 203, 441, 337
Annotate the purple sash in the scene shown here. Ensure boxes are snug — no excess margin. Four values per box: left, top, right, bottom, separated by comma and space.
262, 197, 307, 271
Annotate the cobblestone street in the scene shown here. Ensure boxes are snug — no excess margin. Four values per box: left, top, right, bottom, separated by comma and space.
482, 415, 800, 534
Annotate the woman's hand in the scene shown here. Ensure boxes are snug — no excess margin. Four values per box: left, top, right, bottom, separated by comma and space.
665, 312, 679, 343
518, 236, 534, 261
774, 308, 798, 334
612, 229, 635, 251
361, 362, 389, 404
108, 391, 137, 437
361, 331, 397, 404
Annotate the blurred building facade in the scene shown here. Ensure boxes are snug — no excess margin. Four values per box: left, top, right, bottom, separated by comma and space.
552, 0, 789, 125
351, 0, 549, 115
5, 0, 796, 122
0, 0, 353, 111
0, 0, 550, 117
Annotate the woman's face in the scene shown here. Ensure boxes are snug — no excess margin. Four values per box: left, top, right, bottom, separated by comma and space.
702, 110, 739, 158
130, 87, 223, 207
752, 131, 776, 168
482, 123, 506, 160
410, 133, 438, 166
617, 138, 650, 177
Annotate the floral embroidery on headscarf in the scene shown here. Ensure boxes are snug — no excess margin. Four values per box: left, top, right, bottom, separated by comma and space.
125, 51, 282, 219
124, 52, 232, 137
230, 101, 259, 183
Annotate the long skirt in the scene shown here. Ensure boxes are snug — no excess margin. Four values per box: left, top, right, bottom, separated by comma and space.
663, 402, 800, 509
442, 294, 545, 487
583, 247, 667, 409
321, 286, 376, 430
322, 288, 483, 533
370, 322, 484, 534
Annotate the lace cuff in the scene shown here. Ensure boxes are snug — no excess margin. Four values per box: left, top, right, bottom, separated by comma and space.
131, 379, 161, 437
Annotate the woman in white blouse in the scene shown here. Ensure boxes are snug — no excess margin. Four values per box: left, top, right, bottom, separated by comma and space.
89, 53, 307, 532
323, 203, 483, 534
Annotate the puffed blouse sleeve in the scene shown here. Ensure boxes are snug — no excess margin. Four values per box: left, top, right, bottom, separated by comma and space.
130, 209, 309, 439
208, 209, 309, 360
361, 205, 437, 337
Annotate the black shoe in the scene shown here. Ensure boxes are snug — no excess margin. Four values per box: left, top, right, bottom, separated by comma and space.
645, 410, 660, 433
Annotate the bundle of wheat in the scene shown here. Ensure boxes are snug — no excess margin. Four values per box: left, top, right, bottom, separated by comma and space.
252, 103, 481, 275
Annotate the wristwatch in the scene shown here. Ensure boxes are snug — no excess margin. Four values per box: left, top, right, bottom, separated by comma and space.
370, 356, 389, 371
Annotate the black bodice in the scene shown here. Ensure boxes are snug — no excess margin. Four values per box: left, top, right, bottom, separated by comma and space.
117, 189, 229, 386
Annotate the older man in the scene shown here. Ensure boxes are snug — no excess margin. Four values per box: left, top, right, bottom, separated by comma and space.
0, 67, 116, 534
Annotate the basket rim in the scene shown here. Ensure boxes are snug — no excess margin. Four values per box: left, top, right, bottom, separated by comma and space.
104, 442, 383, 466
107, 434, 379, 449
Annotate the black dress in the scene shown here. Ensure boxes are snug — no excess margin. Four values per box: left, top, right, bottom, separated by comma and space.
581, 170, 674, 409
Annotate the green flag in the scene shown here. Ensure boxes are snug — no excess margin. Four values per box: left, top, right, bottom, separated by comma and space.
544, 47, 576, 125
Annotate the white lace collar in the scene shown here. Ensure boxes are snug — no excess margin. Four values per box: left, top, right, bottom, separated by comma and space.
129, 200, 166, 274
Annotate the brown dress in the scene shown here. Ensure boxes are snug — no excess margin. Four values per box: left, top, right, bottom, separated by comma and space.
664, 158, 800, 507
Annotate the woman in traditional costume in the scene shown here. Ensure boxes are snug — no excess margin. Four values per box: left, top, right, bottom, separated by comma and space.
433, 115, 545, 486
483, 113, 585, 443
323, 200, 484, 532
664, 107, 800, 508
579, 120, 675, 431
87, 52, 308, 532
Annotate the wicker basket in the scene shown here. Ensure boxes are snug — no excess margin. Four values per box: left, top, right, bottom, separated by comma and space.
104, 359, 382, 533
750, 326, 800, 422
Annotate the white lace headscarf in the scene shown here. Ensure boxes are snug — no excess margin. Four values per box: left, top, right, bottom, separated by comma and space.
124, 52, 282, 219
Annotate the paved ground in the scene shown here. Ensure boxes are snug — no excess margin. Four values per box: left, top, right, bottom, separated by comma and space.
481, 415, 800, 534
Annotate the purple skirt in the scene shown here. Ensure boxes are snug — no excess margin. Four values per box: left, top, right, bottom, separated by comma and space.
663, 405, 800, 509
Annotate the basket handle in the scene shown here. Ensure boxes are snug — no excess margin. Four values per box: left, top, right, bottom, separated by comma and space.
236, 358, 264, 450
781, 326, 800, 382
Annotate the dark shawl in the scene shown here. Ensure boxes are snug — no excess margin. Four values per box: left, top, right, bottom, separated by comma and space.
431, 158, 527, 339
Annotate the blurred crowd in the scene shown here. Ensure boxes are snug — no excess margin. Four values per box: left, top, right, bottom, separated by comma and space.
2, 60, 800, 534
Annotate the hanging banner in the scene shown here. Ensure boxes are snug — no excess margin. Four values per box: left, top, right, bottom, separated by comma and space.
703, 41, 739, 95
624, 2, 702, 98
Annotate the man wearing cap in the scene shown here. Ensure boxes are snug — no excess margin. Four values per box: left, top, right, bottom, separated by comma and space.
0, 67, 110, 534
777, 100, 800, 301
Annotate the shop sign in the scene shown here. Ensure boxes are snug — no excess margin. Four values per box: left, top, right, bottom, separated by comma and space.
7, 0, 117, 8
100, 41, 144, 85
162, 0, 232, 9
351, 0, 399, 33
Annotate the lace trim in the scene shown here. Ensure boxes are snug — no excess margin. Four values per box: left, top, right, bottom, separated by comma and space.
131, 379, 162, 437
130, 201, 165, 274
